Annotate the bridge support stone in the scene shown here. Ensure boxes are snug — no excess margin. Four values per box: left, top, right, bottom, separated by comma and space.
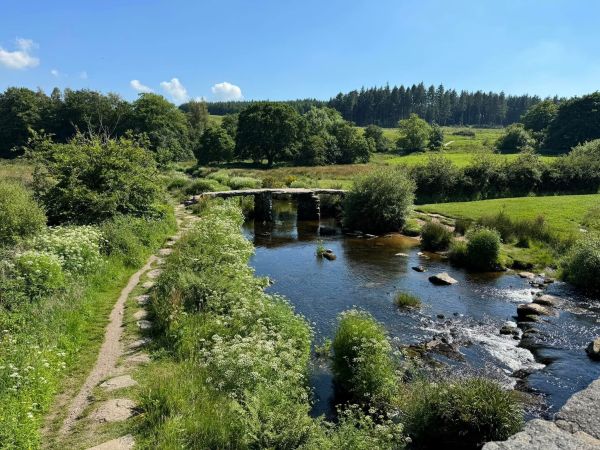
297, 193, 320, 221
253, 192, 273, 222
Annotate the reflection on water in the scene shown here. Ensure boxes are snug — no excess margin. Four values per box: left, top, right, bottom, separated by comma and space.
243, 200, 600, 418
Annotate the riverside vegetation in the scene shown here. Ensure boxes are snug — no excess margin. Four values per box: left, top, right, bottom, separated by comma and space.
137, 200, 523, 449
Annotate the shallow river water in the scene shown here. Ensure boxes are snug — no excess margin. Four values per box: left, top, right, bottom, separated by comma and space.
242, 200, 600, 419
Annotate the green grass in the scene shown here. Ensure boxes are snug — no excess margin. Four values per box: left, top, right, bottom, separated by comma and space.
0, 159, 33, 184
418, 194, 600, 236
394, 292, 421, 309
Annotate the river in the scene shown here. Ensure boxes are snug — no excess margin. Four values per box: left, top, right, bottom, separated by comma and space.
242, 199, 600, 419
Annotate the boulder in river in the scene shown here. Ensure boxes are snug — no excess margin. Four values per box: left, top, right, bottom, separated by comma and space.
533, 294, 560, 307
322, 249, 337, 260
586, 338, 600, 361
412, 265, 426, 272
395, 252, 409, 257
429, 272, 458, 285
517, 303, 555, 318
518, 271, 535, 279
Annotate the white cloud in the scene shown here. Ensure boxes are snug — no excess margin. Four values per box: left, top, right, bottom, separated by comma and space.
50, 69, 59, 77
211, 81, 243, 101
0, 38, 39, 69
160, 77, 189, 103
130, 79, 153, 93
79, 71, 88, 79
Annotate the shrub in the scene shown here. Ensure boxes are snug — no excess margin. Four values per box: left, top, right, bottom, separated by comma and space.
14, 250, 65, 299
452, 129, 476, 137
32, 226, 103, 275
402, 378, 523, 449
495, 124, 535, 153
364, 124, 392, 153
290, 179, 311, 188
394, 292, 421, 309
184, 178, 229, 195
454, 218, 472, 235
420, 221, 452, 251
561, 233, 600, 292
412, 154, 459, 203
331, 310, 397, 407
227, 176, 261, 190
0, 180, 46, 246
206, 170, 231, 185
448, 239, 468, 266
466, 227, 501, 271
397, 113, 431, 153
31, 134, 162, 224
261, 176, 286, 188
343, 167, 415, 234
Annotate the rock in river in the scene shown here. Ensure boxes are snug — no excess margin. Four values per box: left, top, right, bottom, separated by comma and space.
517, 303, 555, 318
322, 249, 337, 260
412, 265, 426, 272
533, 294, 560, 307
429, 272, 458, 285
586, 338, 600, 361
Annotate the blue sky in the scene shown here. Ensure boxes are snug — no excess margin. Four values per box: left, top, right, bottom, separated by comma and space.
1, 0, 599, 103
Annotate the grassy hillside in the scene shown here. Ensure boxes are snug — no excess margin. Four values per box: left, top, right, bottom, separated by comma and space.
417, 194, 600, 235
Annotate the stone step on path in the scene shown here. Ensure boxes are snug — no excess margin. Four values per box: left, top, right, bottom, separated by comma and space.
99, 375, 138, 392
87, 435, 135, 450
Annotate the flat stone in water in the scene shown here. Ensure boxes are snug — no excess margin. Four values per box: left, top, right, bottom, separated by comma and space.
518, 272, 535, 279
429, 272, 458, 285
87, 435, 135, 450
90, 399, 136, 423
99, 375, 138, 391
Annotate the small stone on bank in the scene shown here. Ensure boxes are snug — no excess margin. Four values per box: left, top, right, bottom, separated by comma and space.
90, 399, 136, 423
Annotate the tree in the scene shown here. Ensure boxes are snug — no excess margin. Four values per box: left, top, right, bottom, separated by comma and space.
495, 124, 535, 153
397, 113, 431, 153
428, 122, 444, 150
131, 93, 191, 163
30, 134, 162, 224
235, 103, 301, 167
194, 126, 235, 165
545, 92, 600, 152
0, 180, 46, 245
330, 122, 372, 164
0, 87, 48, 158
221, 113, 239, 139
520, 100, 558, 132
184, 100, 209, 142
364, 124, 392, 152
343, 167, 415, 234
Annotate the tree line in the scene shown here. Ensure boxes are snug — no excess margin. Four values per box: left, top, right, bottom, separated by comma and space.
206, 83, 554, 127
0, 87, 209, 162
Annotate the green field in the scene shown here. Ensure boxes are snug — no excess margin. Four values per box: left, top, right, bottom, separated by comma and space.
417, 194, 600, 235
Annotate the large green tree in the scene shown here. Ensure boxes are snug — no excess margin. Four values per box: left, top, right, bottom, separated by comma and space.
364, 124, 392, 152
131, 93, 191, 163
235, 103, 301, 167
194, 126, 235, 165
545, 92, 600, 152
0, 87, 49, 158
520, 100, 558, 132
397, 113, 431, 153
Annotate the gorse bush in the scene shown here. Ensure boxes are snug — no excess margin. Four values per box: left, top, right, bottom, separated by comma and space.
420, 221, 453, 251
0, 180, 46, 246
401, 378, 523, 450
227, 176, 261, 190
561, 233, 600, 292
343, 167, 415, 234
331, 310, 397, 407
30, 134, 162, 224
477, 211, 553, 247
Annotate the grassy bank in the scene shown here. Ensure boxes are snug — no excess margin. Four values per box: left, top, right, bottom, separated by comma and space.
0, 212, 175, 448
418, 194, 600, 236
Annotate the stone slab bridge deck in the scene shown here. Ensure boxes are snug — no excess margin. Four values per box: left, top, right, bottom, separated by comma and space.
186, 188, 347, 222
